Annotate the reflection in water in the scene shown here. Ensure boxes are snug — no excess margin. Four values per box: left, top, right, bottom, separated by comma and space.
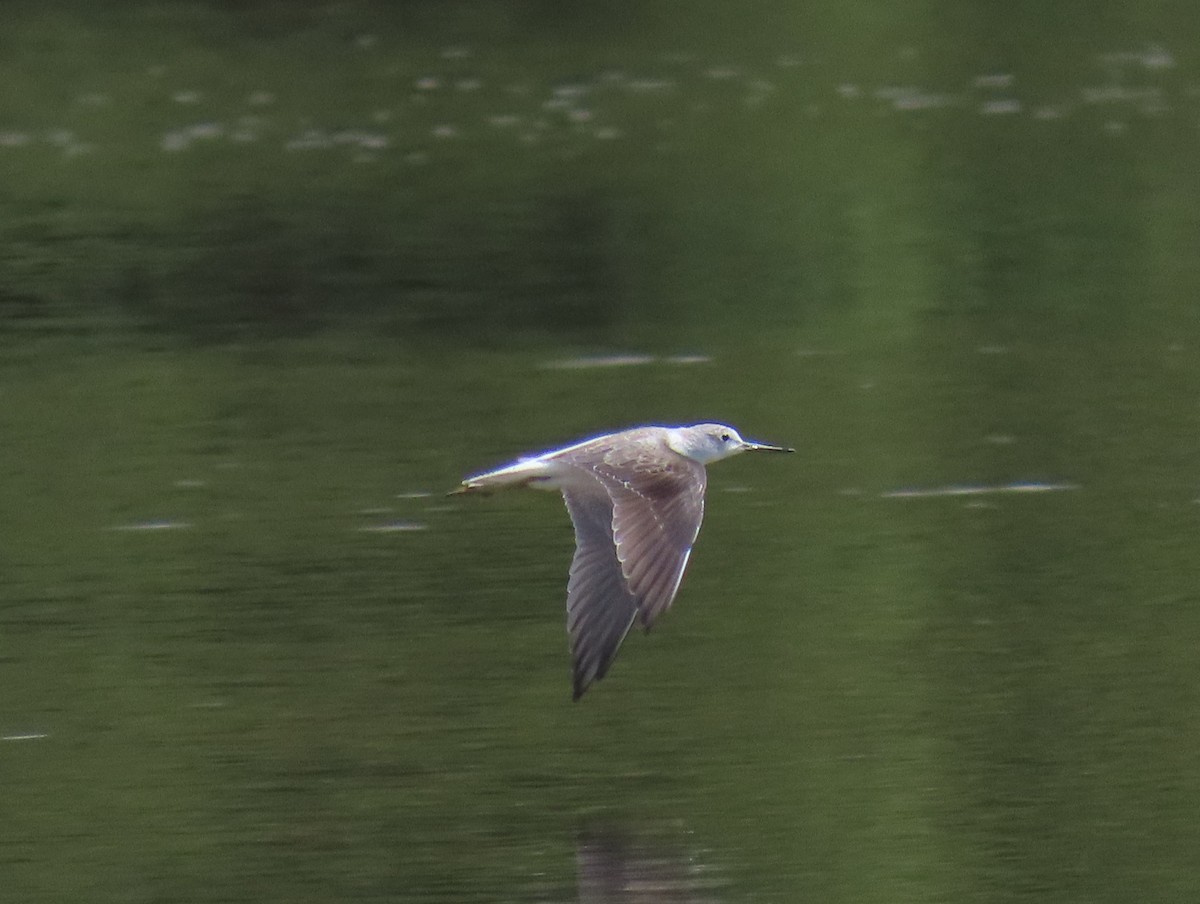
575, 830, 724, 904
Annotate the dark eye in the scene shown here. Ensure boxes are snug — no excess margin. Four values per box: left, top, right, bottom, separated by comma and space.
720, 433, 731, 442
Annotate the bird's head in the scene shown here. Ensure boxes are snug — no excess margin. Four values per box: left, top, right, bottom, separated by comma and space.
667, 423, 794, 464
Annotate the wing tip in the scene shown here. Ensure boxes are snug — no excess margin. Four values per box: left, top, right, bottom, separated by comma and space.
572, 670, 594, 701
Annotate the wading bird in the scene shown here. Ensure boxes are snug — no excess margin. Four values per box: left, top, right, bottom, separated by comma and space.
453, 423, 792, 699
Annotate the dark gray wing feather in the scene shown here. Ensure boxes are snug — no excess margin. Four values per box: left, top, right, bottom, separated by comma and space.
562, 486, 639, 700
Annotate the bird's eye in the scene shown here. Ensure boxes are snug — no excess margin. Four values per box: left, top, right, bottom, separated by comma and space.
720, 433, 731, 442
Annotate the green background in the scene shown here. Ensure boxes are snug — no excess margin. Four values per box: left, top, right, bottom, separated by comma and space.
3, 3, 1199, 900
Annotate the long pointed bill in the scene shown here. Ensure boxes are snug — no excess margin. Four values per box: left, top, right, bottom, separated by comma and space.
744, 440, 795, 453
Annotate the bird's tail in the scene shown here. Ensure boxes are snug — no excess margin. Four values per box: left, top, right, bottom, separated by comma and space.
448, 458, 552, 496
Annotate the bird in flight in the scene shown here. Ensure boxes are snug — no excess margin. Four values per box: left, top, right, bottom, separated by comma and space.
452, 423, 792, 699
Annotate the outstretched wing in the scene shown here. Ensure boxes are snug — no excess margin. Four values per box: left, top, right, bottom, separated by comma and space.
561, 434, 707, 629
562, 486, 640, 700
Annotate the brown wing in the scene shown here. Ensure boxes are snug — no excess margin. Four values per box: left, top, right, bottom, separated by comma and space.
559, 432, 706, 628
562, 486, 640, 700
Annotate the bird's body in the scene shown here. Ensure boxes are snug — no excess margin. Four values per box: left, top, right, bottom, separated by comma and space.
454, 423, 792, 699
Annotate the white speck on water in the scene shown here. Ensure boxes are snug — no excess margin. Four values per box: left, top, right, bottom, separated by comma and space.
626, 78, 676, 94
329, 129, 387, 150
1101, 44, 1176, 70
874, 85, 950, 111
161, 130, 189, 151
285, 129, 332, 151
357, 522, 428, 533
663, 354, 711, 365
892, 89, 951, 111
431, 124, 459, 139
1082, 85, 1164, 106
188, 121, 224, 140
974, 73, 1014, 89
415, 76, 442, 91
594, 126, 622, 140
837, 83, 861, 99
0, 131, 32, 147
542, 354, 655, 370
108, 520, 194, 531
1141, 43, 1175, 69
980, 99, 1022, 115
2, 733, 49, 741
882, 481, 1079, 499
172, 90, 202, 104
552, 84, 589, 100
396, 491, 434, 499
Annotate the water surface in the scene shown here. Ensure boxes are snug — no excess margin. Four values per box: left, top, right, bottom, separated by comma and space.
3, 3, 1200, 902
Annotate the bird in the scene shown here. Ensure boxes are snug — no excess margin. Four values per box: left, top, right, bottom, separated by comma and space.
452, 423, 793, 699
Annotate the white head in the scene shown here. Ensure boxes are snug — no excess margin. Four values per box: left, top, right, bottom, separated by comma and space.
666, 423, 794, 465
